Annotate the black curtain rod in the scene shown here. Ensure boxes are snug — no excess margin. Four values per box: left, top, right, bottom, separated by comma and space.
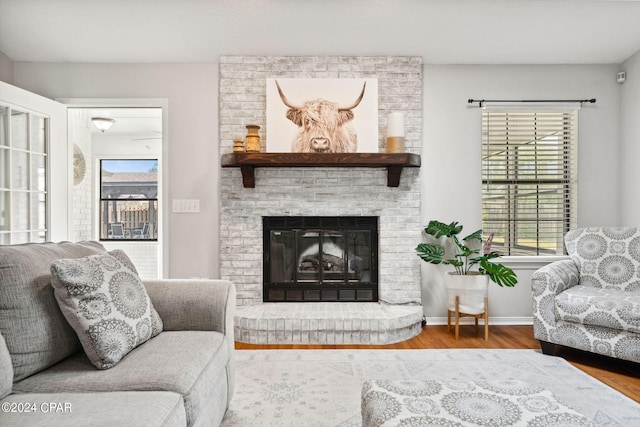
468, 98, 596, 107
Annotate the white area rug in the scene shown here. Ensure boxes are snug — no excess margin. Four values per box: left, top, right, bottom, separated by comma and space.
221, 349, 640, 427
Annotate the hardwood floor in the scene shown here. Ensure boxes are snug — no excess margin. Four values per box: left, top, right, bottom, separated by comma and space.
235, 324, 640, 402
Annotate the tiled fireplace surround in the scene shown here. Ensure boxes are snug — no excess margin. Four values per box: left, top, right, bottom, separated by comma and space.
219, 56, 423, 344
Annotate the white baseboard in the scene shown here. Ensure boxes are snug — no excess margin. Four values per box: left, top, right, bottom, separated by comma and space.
425, 317, 533, 326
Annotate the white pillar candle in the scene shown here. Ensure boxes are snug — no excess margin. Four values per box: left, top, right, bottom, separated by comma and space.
387, 112, 405, 137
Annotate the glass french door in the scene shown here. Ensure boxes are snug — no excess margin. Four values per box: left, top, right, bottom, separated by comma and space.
0, 82, 68, 244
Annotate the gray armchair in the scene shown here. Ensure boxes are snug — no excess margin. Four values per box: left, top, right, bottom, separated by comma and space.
531, 227, 640, 363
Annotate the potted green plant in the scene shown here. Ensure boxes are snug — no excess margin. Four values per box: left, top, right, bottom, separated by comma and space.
416, 220, 517, 314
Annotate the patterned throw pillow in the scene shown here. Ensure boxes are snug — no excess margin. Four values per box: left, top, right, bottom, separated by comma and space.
50, 250, 163, 369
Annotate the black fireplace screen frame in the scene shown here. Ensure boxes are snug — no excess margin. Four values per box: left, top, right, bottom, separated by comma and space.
263, 216, 379, 302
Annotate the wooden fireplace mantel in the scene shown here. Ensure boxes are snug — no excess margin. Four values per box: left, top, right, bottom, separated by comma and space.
220, 152, 421, 188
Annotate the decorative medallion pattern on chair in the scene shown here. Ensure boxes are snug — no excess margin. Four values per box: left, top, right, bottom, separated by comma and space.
555, 285, 640, 332
531, 227, 640, 364
565, 227, 640, 291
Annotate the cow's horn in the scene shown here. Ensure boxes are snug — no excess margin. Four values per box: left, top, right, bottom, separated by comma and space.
275, 81, 300, 110
339, 82, 367, 112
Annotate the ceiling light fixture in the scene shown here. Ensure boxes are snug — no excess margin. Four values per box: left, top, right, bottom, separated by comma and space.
91, 117, 116, 132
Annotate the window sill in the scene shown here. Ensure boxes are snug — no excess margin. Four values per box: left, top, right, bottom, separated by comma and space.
497, 255, 570, 270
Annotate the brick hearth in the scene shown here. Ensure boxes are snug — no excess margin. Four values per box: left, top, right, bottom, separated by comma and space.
235, 303, 423, 345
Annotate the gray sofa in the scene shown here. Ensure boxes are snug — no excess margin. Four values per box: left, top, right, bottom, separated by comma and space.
0, 241, 236, 426
531, 227, 640, 363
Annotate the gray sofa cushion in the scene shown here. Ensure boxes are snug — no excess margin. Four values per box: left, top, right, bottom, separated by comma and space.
14, 330, 229, 426
51, 251, 163, 369
0, 391, 186, 427
0, 241, 106, 381
0, 333, 12, 399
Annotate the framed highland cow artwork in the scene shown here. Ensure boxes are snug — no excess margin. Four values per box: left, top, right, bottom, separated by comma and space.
266, 78, 379, 153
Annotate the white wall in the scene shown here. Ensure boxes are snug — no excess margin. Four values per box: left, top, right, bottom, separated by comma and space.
421, 64, 622, 323
68, 109, 93, 241
621, 50, 640, 225
14, 63, 219, 279
0, 50, 14, 84
12, 61, 624, 322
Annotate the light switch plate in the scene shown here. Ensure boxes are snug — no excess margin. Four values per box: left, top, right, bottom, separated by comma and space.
184, 199, 200, 213
172, 199, 200, 213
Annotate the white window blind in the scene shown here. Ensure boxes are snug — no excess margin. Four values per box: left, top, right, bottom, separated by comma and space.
481, 108, 578, 256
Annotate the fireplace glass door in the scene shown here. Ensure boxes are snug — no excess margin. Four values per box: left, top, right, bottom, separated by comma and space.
264, 216, 378, 302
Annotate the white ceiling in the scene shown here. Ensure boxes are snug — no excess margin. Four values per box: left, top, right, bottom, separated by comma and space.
83, 108, 162, 153
87, 108, 162, 139
1, 0, 640, 65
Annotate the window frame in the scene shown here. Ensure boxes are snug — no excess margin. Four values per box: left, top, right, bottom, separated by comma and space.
481, 108, 578, 256
98, 158, 158, 242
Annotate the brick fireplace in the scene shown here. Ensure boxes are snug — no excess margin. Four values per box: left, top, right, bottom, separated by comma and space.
219, 56, 424, 343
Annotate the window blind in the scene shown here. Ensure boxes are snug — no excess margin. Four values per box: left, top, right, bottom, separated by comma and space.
481, 109, 578, 256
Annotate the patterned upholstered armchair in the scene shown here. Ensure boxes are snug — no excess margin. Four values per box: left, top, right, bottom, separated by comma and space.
531, 227, 640, 363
